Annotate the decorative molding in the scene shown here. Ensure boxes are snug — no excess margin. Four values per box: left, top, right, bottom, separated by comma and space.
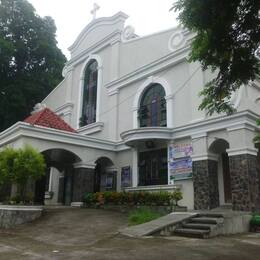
168, 30, 186, 52
121, 127, 172, 147
0, 111, 258, 155
106, 48, 189, 93
227, 123, 256, 132
191, 132, 207, 140
107, 89, 119, 96
121, 25, 137, 42
68, 12, 128, 53
191, 153, 219, 162
54, 102, 74, 115
77, 122, 104, 135
227, 147, 258, 157
66, 31, 122, 69
73, 162, 96, 169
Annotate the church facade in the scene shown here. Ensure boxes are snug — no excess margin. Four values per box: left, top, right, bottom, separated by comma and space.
0, 12, 259, 211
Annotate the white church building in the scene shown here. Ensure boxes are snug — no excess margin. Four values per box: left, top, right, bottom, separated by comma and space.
0, 12, 259, 211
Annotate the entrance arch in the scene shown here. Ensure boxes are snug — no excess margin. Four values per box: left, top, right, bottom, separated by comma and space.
36, 149, 82, 205
209, 139, 231, 204
94, 157, 117, 192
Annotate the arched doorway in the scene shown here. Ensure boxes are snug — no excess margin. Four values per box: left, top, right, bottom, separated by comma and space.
94, 157, 117, 192
39, 149, 81, 205
209, 139, 231, 204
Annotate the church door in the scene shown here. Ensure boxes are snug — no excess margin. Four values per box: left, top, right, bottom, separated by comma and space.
138, 148, 168, 186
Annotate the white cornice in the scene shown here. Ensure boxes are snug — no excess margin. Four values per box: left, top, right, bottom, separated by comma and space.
106, 47, 189, 94
66, 30, 122, 70
0, 111, 258, 154
191, 153, 219, 162
77, 122, 104, 135
68, 12, 128, 52
227, 147, 258, 157
0, 122, 129, 152
121, 127, 172, 147
73, 162, 96, 169
54, 102, 74, 114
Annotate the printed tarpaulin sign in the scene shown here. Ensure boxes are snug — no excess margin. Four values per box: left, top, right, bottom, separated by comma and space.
169, 157, 192, 174
169, 144, 193, 159
121, 166, 131, 188
168, 143, 193, 180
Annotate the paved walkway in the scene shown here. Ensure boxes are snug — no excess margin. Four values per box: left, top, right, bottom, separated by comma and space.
0, 208, 259, 260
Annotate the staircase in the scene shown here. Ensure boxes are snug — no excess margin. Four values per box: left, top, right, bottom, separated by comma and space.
173, 213, 224, 239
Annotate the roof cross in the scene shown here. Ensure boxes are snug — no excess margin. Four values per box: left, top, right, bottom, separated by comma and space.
91, 3, 100, 20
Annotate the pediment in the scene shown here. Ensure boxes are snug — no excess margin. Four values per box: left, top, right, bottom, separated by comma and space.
68, 12, 128, 58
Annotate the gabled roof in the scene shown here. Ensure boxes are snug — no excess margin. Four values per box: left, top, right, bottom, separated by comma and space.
24, 108, 76, 133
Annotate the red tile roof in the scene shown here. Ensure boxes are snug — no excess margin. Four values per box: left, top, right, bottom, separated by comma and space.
24, 108, 76, 133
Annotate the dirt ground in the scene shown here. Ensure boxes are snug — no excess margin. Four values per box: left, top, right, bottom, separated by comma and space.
0, 208, 260, 260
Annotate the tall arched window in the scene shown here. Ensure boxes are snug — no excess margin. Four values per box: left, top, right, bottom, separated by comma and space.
80, 59, 98, 127
138, 84, 166, 127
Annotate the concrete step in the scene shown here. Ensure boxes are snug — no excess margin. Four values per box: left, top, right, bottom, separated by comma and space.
198, 213, 224, 218
182, 223, 216, 231
174, 228, 210, 239
190, 217, 224, 225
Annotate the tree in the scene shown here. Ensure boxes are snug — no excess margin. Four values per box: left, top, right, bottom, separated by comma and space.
0, 146, 46, 202
0, 0, 66, 131
172, 0, 260, 115
0, 147, 16, 188
12, 146, 46, 201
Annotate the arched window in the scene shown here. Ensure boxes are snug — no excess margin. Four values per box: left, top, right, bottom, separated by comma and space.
80, 59, 98, 127
138, 84, 166, 127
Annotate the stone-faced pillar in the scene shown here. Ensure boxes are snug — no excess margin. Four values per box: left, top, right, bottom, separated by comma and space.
71, 162, 96, 206
228, 152, 260, 211
192, 133, 219, 210
227, 124, 260, 211
193, 159, 219, 210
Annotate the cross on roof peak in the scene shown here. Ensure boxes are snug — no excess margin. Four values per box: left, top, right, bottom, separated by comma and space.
91, 3, 100, 20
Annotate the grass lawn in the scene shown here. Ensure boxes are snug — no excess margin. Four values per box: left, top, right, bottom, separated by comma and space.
128, 207, 163, 226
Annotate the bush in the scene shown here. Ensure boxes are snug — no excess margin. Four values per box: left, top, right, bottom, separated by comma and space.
83, 190, 183, 207
0, 146, 46, 203
128, 207, 163, 226
250, 215, 260, 232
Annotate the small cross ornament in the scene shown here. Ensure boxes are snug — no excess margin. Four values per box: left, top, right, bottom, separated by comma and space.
91, 3, 100, 20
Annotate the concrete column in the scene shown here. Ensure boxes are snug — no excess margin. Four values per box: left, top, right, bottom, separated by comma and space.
165, 95, 174, 128
71, 162, 96, 206
132, 148, 138, 187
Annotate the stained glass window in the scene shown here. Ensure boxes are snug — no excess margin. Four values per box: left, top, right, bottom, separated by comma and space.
138, 84, 166, 127
80, 60, 98, 126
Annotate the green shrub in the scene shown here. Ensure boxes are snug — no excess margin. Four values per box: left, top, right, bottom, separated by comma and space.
128, 207, 162, 226
83, 192, 96, 206
83, 190, 183, 207
251, 215, 260, 226
0, 146, 46, 203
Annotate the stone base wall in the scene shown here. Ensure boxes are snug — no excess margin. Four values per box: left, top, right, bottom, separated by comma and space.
193, 160, 219, 210
0, 206, 43, 228
229, 154, 260, 211
72, 168, 94, 202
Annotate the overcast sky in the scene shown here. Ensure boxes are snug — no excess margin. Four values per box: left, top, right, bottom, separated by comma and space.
27, 0, 179, 59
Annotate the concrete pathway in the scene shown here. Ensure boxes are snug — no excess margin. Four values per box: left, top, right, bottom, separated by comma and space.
0, 208, 259, 259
